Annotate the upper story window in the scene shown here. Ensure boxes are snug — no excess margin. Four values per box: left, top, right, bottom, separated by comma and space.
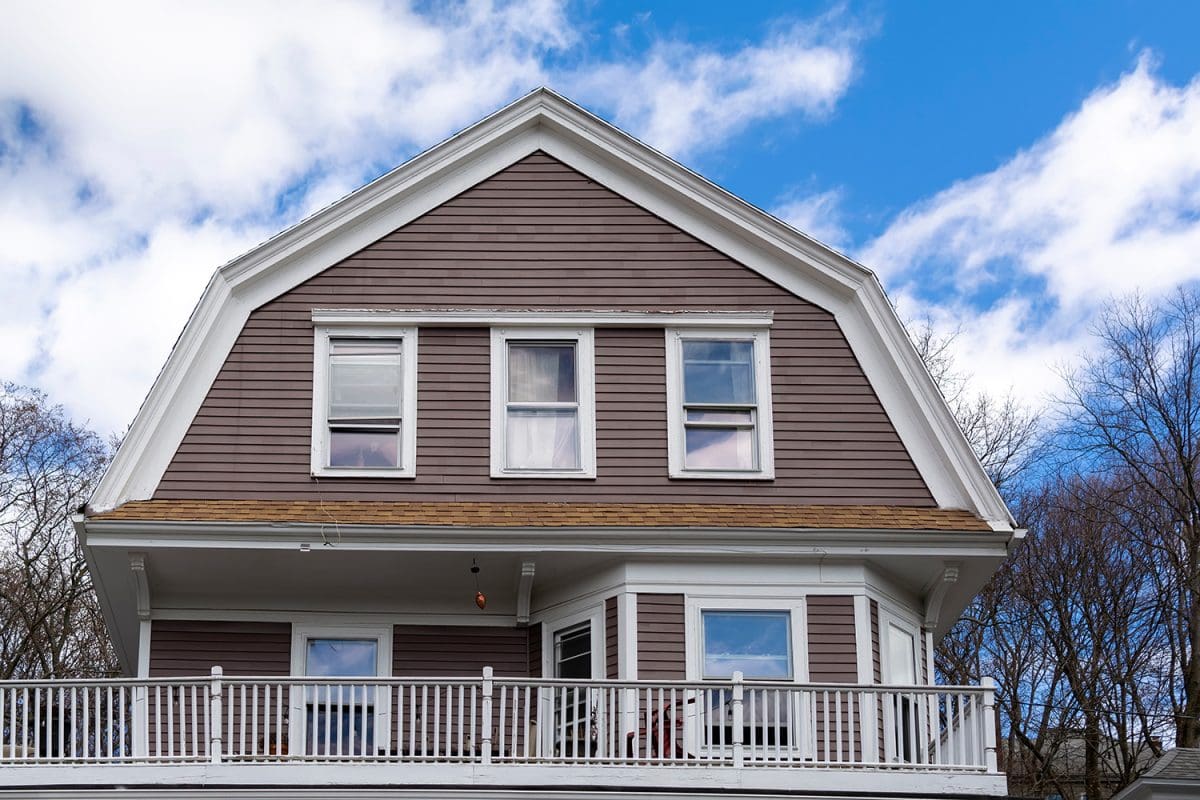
665, 328, 774, 479
490, 327, 596, 478
310, 326, 418, 478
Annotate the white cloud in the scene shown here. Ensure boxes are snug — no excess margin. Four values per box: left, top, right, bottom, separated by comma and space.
567, 14, 860, 158
863, 55, 1200, 408
0, 2, 864, 433
773, 188, 848, 250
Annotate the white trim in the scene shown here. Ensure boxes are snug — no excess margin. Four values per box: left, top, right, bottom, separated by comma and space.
540, 603, 605, 681
136, 620, 151, 679
312, 309, 774, 328
853, 595, 874, 684
310, 325, 418, 478
89, 87, 1013, 531
684, 595, 808, 683
664, 328, 775, 480
617, 592, 637, 680
878, 606, 922, 686
489, 327, 596, 479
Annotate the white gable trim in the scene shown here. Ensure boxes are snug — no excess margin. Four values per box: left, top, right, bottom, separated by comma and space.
90, 88, 1013, 530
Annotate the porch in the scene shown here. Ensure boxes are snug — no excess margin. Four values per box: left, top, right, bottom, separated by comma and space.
0, 671, 1001, 795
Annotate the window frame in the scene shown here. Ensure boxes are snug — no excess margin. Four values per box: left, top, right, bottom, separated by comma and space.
489, 327, 597, 479
310, 325, 418, 478
686, 596, 808, 683
700, 608, 795, 681
665, 327, 775, 480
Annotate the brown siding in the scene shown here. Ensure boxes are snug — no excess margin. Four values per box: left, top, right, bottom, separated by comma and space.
392, 625, 531, 677
155, 152, 932, 506
806, 596, 858, 682
870, 600, 881, 684
637, 593, 685, 680
605, 596, 619, 679
148, 620, 291, 677
528, 622, 542, 678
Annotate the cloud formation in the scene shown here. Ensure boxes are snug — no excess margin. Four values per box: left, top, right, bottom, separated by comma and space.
0, 2, 864, 433
861, 56, 1200, 406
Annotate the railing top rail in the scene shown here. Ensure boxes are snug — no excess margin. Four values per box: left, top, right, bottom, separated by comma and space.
0, 675, 994, 693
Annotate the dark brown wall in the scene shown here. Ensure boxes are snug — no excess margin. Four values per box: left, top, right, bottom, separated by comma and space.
637, 593, 685, 680
528, 622, 542, 678
605, 596, 619, 679
870, 599, 881, 684
806, 595, 858, 683
148, 620, 291, 677
155, 152, 932, 506
392, 625, 532, 677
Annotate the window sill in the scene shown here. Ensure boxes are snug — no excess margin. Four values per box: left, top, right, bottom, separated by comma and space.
669, 470, 776, 481
490, 470, 598, 480
311, 467, 416, 479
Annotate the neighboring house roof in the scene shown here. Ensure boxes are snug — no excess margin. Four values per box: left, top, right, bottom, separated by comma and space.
87, 500, 992, 531
86, 87, 1015, 532
1111, 748, 1200, 800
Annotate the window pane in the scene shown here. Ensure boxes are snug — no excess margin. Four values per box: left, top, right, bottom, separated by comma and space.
703, 611, 791, 679
329, 341, 402, 419
685, 426, 756, 470
506, 408, 579, 470
685, 409, 754, 425
682, 340, 755, 404
508, 343, 576, 402
555, 624, 592, 679
329, 429, 399, 468
305, 639, 378, 677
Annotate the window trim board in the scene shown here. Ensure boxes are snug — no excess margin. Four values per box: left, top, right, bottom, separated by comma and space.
310, 325, 418, 478
489, 326, 597, 479
665, 327, 775, 480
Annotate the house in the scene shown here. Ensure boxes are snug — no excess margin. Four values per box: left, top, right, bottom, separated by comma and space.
0, 89, 1019, 799
1111, 748, 1200, 800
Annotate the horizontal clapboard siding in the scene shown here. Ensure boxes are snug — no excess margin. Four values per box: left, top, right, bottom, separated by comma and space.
806, 595, 858, 683
605, 596, 619, 680
155, 152, 932, 505
392, 625, 531, 677
149, 620, 291, 677
637, 593, 685, 680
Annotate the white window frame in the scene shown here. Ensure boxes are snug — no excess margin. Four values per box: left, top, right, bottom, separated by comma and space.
490, 327, 596, 479
665, 327, 775, 480
310, 325, 418, 478
686, 596, 808, 682
878, 606, 922, 686
289, 622, 393, 757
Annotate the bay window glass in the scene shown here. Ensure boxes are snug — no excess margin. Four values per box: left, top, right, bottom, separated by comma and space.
702, 610, 792, 679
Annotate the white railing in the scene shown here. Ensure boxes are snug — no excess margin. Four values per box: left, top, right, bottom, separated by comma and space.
0, 669, 997, 772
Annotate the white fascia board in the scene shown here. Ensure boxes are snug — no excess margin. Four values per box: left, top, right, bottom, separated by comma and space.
311, 309, 773, 327
81, 518, 1013, 558
73, 515, 135, 675
90, 87, 1013, 529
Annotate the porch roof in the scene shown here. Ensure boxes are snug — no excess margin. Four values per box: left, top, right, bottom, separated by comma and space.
87, 500, 991, 531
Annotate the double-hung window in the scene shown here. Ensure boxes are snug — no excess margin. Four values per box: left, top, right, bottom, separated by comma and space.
665, 328, 774, 479
311, 326, 418, 477
490, 328, 596, 478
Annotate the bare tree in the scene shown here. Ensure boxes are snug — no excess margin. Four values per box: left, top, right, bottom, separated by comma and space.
0, 383, 117, 677
1061, 288, 1200, 748
908, 319, 1044, 496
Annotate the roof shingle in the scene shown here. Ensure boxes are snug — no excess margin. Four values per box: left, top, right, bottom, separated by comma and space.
87, 500, 992, 531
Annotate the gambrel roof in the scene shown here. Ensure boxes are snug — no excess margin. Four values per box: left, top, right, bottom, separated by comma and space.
88, 88, 1014, 531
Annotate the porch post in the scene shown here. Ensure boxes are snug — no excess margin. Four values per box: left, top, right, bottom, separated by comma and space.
132, 684, 148, 758
731, 671, 744, 768
981, 677, 998, 773
209, 666, 223, 764
481, 666, 493, 765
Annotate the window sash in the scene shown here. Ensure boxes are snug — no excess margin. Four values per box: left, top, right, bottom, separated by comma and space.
701, 610, 792, 680
503, 340, 582, 472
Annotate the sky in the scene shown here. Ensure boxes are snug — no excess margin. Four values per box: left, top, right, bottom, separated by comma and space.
2, 0, 1200, 435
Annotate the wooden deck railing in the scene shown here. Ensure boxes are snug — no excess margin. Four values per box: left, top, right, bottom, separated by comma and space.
0, 670, 997, 772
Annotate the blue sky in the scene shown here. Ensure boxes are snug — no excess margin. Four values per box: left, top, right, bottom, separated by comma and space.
2, 1, 1199, 433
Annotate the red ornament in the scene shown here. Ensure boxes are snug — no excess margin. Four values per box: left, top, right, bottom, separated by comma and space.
475, 591, 487, 610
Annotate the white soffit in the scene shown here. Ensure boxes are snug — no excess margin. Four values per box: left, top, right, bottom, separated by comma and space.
89, 88, 1014, 530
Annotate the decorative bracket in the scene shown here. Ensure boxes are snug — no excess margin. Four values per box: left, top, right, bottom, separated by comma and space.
922, 562, 960, 632
129, 552, 151, 622
516, 561, 536, 626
